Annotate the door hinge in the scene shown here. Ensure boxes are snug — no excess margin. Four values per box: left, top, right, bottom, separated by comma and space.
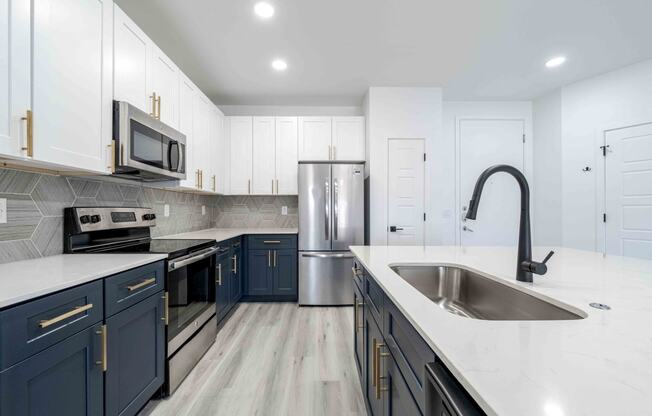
600, 145, 610, 157
423, 153, 426, 162
522, 134, 525, 143
603, 213, 607, 223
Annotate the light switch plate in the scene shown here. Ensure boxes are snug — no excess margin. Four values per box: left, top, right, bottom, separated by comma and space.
202, 205, 206, 216
281, 206, 288, 216
0, 198, 6, 224
164, 204, 170, 217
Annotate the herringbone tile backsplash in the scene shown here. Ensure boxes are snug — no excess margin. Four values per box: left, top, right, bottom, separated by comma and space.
0, 167, 297, 264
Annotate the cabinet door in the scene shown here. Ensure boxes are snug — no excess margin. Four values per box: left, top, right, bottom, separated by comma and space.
105, 292, 165, 416
385, 353, 421, 416
365, 311, 384, 416
0, 0, 29, 158
113, 4, 150, 113
298, 117, 332, 161
194, 92, 212, 191
246, 249, 273, 296
214, 109, 227, 194
149, 46, 179, 128
32, 0, 113, 173
210, 106, 226, 194
353, 282, 365, 387
273, 249, 297, 296
178, 73, 197, 189
0, 324, 103, 416
332, 116, 365, 161
275, 117, 298, 195
252, 116, 276, 195
228, 116, 253, 195
216, 254, 231, 322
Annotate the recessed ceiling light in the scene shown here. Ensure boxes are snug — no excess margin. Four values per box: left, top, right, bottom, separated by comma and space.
254, 2, 274, 19
545, 56, 566, 68
271, 59, 287, 71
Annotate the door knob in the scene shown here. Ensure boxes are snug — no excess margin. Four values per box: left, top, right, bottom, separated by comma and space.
389, 226, 404, 232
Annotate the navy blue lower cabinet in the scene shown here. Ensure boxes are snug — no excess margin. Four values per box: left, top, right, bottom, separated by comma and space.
272, 249, 297, 297
0, 323, 104, 416
365, 310, 384, 416
246, 249, 274, 296
353, 282, 365, 388
216, 251, 231, 322
385, 353, 422, 416
105, 291, 165, 416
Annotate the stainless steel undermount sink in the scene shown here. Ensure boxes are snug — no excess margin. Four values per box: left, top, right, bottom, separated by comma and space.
390, 264, 586, 321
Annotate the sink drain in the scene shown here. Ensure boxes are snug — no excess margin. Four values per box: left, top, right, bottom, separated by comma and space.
589, 302, 611, 310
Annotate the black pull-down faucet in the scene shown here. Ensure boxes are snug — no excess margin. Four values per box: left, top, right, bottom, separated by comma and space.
465, 164, 554, 283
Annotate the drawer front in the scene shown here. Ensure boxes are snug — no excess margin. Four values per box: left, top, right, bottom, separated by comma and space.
352, 259, 364, 290
0, 280, 103, 370
247, 234, 297, 250
105, 261, 165, 317
384, 297, 435, 414
365, 273, 384, 327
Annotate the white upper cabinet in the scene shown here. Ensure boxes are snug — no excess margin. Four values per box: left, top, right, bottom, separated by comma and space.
252, 117, 276, 195
149, 46, 179, 129
275, 117, 298, 195
113, 4, 149, 112
31, 0, 113, 173
178, 73, 197, 189
332, 116, 365, 161
228, 116, 253, 195
210, 106, 226, 194
193, 92, 212, 192
298, 117, 332, 161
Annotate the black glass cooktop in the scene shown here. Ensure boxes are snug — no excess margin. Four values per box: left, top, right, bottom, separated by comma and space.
148, 239, 216, 257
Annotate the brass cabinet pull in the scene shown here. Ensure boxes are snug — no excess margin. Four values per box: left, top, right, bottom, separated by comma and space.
275, 179, 279, 194
212, 175, 216, 192
248, 179, 251, 194
162, 292, 169, 325
231, 255, 237, 274
328, 145, 332, 160
272, 179, 274, 194
263, 240, 281, 244
156, 95, 162, 120
375, 342, 388, 399
195, 170, 200, 188
273, 250, 277, 267
95, 324, 107, 372
127, 277, 156, 291
217, 263, 222, 285
39, 303, 93, 328
107, 140, 116, 172
372, 338, 378, 387
351, 266, 362, 278
150, 92, 158, 118
268, 250, 271, 267
21, 110, 33, 157
333, 145, 337, 160
356, 300, 364, 330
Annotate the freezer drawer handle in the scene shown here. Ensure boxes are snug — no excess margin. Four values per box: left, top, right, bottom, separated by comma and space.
301, 253, 354, 259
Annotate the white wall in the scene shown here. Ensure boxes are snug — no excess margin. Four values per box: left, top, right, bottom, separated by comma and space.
366, 87, 442, 245
441, 102, 533, 245
533, 91, 562, 246
218, 105, 362, 116
559, 59, 652, 250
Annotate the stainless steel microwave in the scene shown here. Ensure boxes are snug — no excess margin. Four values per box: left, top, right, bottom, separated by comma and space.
111, 101, 186, 181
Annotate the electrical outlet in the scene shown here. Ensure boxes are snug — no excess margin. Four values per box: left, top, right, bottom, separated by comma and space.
0, 198, 6, 224
202, 205, 206, 216
164, 204, 170, 217
281, 206, 288, 216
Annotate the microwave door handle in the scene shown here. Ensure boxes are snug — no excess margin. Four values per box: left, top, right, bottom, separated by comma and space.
168, 141, 180, 172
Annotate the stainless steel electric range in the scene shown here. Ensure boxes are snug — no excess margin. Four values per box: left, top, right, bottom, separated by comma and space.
64, 206, 220, 394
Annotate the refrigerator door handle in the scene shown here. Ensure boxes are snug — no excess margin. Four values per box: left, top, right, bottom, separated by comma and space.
333, 179, 339, 240
325, 180, 330, 240
301, 253, 354, 259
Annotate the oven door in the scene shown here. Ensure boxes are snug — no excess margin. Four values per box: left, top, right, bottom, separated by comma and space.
167, 248, 217, 356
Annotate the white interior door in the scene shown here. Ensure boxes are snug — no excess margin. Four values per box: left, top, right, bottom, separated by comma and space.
275, 117, 298, 195
459, 119, 525, 246
605, 123, 652, 260
387, 139, 425, 245
252, 116, 276, 195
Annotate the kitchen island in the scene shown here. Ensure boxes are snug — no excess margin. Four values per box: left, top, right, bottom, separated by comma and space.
350, 245, 652, 416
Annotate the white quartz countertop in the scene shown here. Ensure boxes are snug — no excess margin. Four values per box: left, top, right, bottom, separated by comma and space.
349, 245, 652, 416
0, 253, 168, 309
160, 228, 297, 242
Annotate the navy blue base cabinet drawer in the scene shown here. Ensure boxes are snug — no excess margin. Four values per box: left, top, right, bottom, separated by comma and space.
247, 235, 297, 250
104, 260, 165, 317
0, 323, 104, 416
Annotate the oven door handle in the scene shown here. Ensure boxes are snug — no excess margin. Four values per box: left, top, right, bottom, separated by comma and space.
168, 246, 219, 271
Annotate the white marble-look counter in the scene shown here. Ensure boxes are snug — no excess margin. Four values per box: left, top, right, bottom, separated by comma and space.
160, 228, 297, 242
350, 245, 652, 416
0, 253, 168, 309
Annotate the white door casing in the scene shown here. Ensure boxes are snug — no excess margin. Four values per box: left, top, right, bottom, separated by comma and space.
458, 119, 525, 246
387, 139, 425, 245
252, 116, 276, 195
605, 122, 652, 260
275, 117, 298, 195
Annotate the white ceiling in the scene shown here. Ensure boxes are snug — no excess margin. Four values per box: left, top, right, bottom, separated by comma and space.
115, 0, 652, 106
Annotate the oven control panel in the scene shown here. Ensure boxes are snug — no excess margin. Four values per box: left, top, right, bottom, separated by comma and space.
68, 207, 157, 232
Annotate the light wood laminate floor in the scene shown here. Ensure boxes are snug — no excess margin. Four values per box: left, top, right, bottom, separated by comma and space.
140, 303, 367, 416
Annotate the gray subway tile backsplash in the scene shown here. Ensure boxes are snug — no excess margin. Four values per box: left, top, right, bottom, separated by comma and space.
0, 167, 298, 264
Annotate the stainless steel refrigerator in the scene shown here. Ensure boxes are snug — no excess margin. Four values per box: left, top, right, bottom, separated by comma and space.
298, 162, 364, 305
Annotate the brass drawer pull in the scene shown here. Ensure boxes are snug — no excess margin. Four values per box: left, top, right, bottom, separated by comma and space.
95, 324, 107, 372
127, 277, 156, 291
39, 303, 93, 328
21, 110, 33, 157
263, 240, 281, 244
375, 342, 389, 399
162, 292, 169, 325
